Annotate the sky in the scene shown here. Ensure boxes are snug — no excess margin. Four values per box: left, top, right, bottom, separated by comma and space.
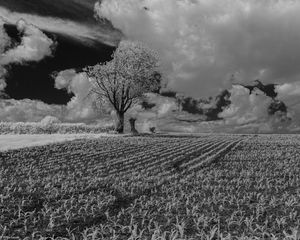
0, 0, 118, 104
1, 0, 300, 133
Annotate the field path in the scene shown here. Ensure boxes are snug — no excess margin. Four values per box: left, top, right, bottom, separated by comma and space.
0, 133, 119, 151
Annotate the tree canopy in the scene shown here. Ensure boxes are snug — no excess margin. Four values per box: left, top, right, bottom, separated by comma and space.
85, 40, 161, 133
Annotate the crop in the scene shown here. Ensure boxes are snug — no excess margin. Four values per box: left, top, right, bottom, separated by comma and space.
0, 134, 300, 239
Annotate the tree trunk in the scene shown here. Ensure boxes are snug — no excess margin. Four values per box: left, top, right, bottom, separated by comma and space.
115, 112, 125, 133
129, 117, 139, 135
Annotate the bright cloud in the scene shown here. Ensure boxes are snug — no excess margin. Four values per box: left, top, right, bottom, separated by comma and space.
54, 69, 77, 90
219, 85, 273, 125
1, 19, 55, 65
0, 19, 56, 91
53, 69, 97, 122
0, 99, 64, 123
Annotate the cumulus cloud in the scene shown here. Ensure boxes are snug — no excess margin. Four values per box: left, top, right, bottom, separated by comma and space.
53, 69, 77, 90
0, 99, 64, 122
0, 68, 8, 91
1, 19, 55, 65
95, 0, 300, 98
219, 85, 273, 125
217, 84, 299, 133
0, 18, 56, 92
53, 69, 98, 122
65, 72, 96, 121
276, 81, 300, 128
0, 20, 10, 53
0, 68, 97, 123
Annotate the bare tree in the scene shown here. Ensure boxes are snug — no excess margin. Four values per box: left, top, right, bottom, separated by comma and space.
85, 40, 161, 133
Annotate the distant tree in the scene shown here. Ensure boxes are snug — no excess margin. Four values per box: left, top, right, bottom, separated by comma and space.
175, 93, 185, 112
240, 79, 278, 99
0, 91, 9, 99
268, 100, 287, 115
85, 40, 160, 133
204, 89, 231, 121
141, 100, 156, 110
160, 90, 177, 98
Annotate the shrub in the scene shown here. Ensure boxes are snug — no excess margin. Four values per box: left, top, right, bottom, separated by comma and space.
40, 116, 61, 125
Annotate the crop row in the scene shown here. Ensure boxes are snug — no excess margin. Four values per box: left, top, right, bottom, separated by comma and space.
1, 134, 300, 239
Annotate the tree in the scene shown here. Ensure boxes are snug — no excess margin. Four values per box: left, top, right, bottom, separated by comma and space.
85, 40, 161, 133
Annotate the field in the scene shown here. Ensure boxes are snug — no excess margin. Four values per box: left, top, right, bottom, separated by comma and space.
1, 134, 300, 239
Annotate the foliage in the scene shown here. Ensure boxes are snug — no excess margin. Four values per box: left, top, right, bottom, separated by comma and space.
86, 40, 161, 114
40, 116, 61, 125
160, 90, 177, 98
268, 100, 288, 115
205, 89, 231, 121
140, 100, 156, 110
171, 90, 231, 121
240, 80, 278, 99
1, 134, 300, 239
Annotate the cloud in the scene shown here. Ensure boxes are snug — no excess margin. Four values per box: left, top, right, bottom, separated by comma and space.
219, 85, 273, 125
276, 82, 300, 100
276, 81, 300, 128
1, 19, 55, 65
0, 19, 10, 53
0, 78, 7, 91
0, 82, 97, 123
0, 99, 64, 122
96, 0, 300, 98
65, 72, 97, 121
0, 6, 120, 46
53, 69, 98, 122
0, 18, 56, 92
217, 84, 299, 133
53, 69, 77, 90
0, 68, 8, 91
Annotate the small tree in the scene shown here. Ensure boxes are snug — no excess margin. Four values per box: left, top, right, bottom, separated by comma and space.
86, 40, 161, 133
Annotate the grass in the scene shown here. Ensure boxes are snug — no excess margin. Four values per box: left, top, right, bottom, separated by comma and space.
0, 134, 300, 239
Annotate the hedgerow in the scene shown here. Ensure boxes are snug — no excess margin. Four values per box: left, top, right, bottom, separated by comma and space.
0, 122, 114, 134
